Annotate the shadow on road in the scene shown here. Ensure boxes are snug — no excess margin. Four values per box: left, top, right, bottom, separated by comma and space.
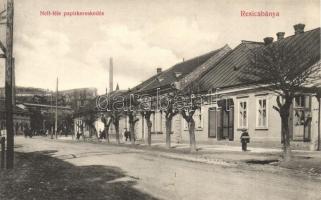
0, 151, 159, 200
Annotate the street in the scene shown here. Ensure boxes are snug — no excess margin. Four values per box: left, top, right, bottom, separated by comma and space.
2, 136, 319, 200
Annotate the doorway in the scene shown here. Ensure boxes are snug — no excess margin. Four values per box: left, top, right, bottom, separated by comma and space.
208, 99, 234, 141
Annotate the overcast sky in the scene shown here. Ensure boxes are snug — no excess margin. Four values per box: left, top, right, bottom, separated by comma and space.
0, 0, 320, 94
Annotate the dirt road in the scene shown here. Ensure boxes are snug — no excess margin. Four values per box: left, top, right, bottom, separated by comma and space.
11, 137, 321, 200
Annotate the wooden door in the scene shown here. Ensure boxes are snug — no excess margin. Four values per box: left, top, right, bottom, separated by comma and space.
208, 108, 217, 138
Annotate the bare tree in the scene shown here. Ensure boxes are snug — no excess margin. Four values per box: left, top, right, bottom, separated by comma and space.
143, 111, 153, 146
109, 94, 125, 144
111, 111, 122, 144
240, 41, 320, 160
101, 114, 112, 143
311, 86, 321, 151
140, 95, 154, 146
160, 92, 179, 148
179, 84, 203, 152
125, 92, 140, 145
83, 112, 98, 139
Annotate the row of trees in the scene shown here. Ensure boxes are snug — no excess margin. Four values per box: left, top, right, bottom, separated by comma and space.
81, 87, 203, 152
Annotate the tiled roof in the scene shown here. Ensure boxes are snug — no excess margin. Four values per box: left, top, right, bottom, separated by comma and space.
178, 45, 232, 90
198, 41, 263, 91
134, 45, 230, 94
198, 27, 321, 92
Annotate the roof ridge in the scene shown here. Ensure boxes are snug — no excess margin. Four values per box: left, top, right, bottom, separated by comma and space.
241, 40, 264, 44
174, 44, 229, 65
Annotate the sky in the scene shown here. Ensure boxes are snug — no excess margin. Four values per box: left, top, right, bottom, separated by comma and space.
0, 0, 320, 94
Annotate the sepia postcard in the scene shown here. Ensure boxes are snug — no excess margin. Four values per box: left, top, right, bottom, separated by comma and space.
0, 0, 321, 199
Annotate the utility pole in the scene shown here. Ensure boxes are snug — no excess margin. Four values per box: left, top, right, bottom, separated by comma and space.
317, 96, 321, 151
4, 0, 14, 169
55, 77, 58, 139
12, 57, 15, 105
50, 94, 53, 139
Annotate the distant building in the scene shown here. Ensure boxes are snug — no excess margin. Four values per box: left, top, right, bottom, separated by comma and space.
59, 88, 97, 111
0, 86, 97, 136
0, 86, 97, 110
0, 100, 30, 135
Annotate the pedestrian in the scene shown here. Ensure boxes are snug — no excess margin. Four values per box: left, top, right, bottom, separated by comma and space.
99, 130, 103, 139
124, 128, 129, 141
240, 129, 250, 151
76, 131, 81, 140
99, 130, 106, 140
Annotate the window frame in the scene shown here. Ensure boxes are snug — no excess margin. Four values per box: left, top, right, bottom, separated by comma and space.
238, 99, 248, 129
256, 96, 268, 129
195, 108, 203, 130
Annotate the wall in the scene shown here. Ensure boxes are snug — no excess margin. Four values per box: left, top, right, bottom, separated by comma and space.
179, 90, 282, 143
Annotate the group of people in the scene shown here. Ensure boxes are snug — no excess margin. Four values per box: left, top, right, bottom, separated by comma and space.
95, 128, 135, 142
24, 126, 33, 138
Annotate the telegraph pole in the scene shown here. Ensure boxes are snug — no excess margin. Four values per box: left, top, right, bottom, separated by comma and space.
4, 0, 14, 169
50, 94, 53, 139
315, 90, 321, 151
55, 77, 58, 139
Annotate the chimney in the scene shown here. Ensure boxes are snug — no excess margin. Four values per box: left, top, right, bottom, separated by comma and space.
157, 68, 162, 74
109, 57, 113, 92
293, 23, 305, 35
276, 32, 285, 41
263, 37, 274, 45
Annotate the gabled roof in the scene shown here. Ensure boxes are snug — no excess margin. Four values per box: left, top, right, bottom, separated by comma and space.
198, 41, 263, 91
133, 45, 230, 94
178, 45, 232, 90
198, 27, 321, 92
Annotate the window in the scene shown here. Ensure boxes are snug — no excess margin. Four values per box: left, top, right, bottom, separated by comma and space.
294, 110, 305, 126
256, 97, 268, 128
238, 99, 248, 128
295, 96, 305, 108
195, 108, 203, 129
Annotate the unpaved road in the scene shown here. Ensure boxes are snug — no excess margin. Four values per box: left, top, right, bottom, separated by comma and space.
13, 137, 321, 200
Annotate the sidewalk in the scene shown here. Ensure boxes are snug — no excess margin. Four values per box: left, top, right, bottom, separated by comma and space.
52, 135, 321, 177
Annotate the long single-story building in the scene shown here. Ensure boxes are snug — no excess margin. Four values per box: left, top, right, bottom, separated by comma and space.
130, 24, 321, 150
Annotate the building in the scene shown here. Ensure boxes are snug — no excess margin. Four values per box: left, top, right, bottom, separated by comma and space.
59, 87, 98, 111
0, 100, 30, 135
122, 24, 320, 150
191, 25, 320, 150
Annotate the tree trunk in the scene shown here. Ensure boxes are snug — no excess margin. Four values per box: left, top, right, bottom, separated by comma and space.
165, 118, 172, 148
147, 120, 152, 146
189, 119, 197, 152
89, 124, 98, 140
130, 122, 135, 145
281, 111, 291, 161
105, 126, 110, 143
115, 123, 120, 145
